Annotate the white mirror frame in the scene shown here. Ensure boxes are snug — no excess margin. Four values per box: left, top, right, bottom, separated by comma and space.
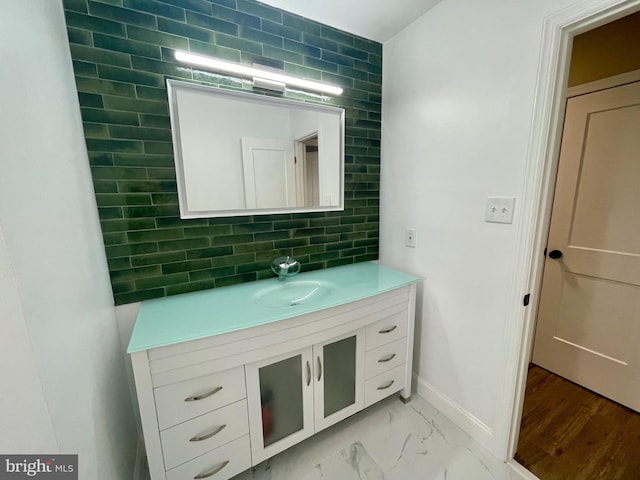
167, 79, 345, 219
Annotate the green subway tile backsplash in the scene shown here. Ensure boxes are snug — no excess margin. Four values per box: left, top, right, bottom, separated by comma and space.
64, 0, 382, 305
157, 16, 213, 42
127, 25, 190, 49
158, 0, 212, 15
236, 0, 281, 23
64, 0, 88, 13
210, 4, 260, 29
88, 1, 158, 28
186, 11, 238, 36
94, 33, 162, 59
71, 44, 131, 68
124, 0, 187, 21
65, 11, 127, 36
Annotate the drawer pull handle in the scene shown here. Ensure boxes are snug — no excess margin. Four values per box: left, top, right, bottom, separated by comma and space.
378, 325, 397, 334
185, 386, 223, 402
194, 460, 229, 479
189, 424, 226, 442
317, 356, 322, 382
306, 361, 311, 386
377, 380, 395, 390
378, 353, 396, 363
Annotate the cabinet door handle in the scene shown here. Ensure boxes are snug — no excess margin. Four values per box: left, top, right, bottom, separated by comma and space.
378, 325, 397, 334
316, 356, 322, 382
194, 460, 229, 479
378, 353, 396, 363
377, 380, 395, 390
306, 360, 311, 386
189, 424, 226, 442
185, 386, 223, 402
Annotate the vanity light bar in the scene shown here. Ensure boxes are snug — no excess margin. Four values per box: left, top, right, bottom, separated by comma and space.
174, 50, 343, 96
252, 77, 285, 93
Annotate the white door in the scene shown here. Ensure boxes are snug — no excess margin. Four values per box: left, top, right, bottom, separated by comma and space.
241, 138, 296, 209
532, 80, 640, 412
312, 330, 364, 432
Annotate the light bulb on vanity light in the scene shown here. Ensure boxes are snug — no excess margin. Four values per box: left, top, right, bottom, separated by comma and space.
174, 50, 343, 96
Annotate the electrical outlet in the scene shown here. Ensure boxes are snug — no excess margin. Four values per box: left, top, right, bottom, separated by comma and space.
405, 228, 417, 248
485, 196, 516, 224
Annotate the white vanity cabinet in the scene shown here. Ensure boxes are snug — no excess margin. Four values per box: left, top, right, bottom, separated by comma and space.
129, 263, 417, 480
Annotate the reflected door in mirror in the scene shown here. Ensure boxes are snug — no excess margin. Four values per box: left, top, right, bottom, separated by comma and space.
241, 138, 296, 209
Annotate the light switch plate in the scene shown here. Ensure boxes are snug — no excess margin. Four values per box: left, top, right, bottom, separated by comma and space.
485, 196, 516, 224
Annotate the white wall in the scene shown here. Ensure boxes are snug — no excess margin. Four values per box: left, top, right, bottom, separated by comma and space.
380, 0, 584, 458
0, 1, 137, 478
0, 222, 57, 452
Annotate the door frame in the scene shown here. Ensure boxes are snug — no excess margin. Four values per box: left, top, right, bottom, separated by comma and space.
502, 0, 640, 470
293, 131, 319, 207
241, 137, 296, 209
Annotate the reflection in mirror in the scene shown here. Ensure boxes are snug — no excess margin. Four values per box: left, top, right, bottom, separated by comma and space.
296, 134, 319, 207
167, 80, 345, 218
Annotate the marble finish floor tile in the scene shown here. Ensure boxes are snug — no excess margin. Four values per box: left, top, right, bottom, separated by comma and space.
232, 394, 523, 480
314, 442, 385, 479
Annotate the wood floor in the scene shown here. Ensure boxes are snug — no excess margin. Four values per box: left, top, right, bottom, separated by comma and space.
515, 364, 640, 480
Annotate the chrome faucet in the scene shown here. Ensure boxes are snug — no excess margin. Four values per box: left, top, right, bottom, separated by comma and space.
271, 256, 301, 281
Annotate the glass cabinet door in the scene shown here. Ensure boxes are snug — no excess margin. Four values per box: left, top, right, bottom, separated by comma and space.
313, 330, 364, 432
246, 347, 314, 464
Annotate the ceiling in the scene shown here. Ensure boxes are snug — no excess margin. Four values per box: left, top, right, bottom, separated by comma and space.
257, 0, 443, 43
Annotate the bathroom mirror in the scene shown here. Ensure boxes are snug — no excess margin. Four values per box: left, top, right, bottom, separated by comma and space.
167, 79, 345, 218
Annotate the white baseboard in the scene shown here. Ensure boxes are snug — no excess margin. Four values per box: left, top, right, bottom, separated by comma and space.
508, 460, 540, 480
414, 373, 496, 454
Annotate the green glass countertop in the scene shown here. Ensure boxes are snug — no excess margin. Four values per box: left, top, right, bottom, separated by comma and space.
127, 261, 419, 353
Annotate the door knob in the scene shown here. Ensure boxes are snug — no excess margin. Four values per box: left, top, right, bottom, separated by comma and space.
548, 249, 563, 259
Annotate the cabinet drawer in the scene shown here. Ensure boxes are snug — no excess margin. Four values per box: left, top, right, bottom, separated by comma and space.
365, 311, 407, 350
364, 364, 405, 407
161, 400, 249, 470
165, 434, 251, 480
365, 338, 407, 380
155, 366, 245, 430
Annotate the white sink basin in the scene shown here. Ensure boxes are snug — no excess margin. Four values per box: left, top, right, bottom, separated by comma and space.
253, 280, 336, 308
